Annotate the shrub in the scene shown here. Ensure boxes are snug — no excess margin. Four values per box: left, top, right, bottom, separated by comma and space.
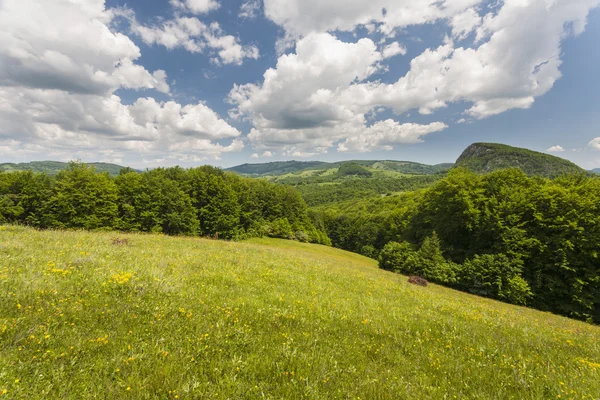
459, 254, 532, 305
379, 241, 419, 273
360, 244, 378, 259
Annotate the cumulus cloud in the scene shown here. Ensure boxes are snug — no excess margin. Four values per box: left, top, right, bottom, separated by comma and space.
129, 17, 260, 65
170, 0, 220, 15
0, 0, 169, 95
229, 33, 449, 154
589, 138, 600, 151
263, 0, 484, 38
0, 0, 242, 164
547, 145, 565, 153
338, 121, 448, 152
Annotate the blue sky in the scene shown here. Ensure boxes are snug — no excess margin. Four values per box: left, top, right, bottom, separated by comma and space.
1, 0, 600, 169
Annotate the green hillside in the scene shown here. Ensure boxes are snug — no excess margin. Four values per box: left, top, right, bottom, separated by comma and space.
226, 160, 452, 177
1, 226, 599, 399
225, 161, 330, 176
454, 143, 584, 177
0, 161, 134, 176
225, 160, 450, 207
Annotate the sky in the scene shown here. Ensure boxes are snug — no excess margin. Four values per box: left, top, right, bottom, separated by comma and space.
1, 0, 600, 169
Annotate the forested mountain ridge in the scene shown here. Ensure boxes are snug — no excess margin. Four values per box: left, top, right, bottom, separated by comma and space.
454, 143, 585, 177
0, 161, 135, 176
226, 159, 453, 177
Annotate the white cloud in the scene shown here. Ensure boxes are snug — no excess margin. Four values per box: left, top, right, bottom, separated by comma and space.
338, 121, 448, 152
382, 42, 407, 59
0, 0, 242, 165
263, 0, 483, 38
547, 145, 565, 153
250, 150, 273, 158
240, 0, 262, 19
0, 0, 168, 94
589, 138, 600, 151
229, 33, 449, 155
130, 17, 260, 65
451, 8, 481, 40
170, 0, 220, 14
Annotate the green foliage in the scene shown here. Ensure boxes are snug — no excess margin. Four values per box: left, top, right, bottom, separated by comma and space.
416, 232, 458, 284
454, 142, 584, 178
409, 168, 600, 321
42, 162, 118, 230
0, 171, 53, 226
458, 254, 532, 305
0, 162, 327, 244
379, 241, 419, 273
337, 162, 373, 177
297, 175, 439, 206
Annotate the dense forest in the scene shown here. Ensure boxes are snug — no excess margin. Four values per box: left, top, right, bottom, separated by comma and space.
314, 168, 600, 323
0, 162, 329, 244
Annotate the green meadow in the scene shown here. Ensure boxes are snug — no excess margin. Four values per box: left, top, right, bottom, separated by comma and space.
1, 225, 599, 399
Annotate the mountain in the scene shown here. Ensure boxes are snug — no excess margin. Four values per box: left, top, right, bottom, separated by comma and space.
0, 161, 134, 176
226, 159, 452, 177
591, 168, 600, 174
454, 143, 585, 178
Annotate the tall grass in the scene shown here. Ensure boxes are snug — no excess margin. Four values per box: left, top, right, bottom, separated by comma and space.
1, 225, 599, 399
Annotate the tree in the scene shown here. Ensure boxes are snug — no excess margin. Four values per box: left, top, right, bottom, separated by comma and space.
43, 162, 118, 230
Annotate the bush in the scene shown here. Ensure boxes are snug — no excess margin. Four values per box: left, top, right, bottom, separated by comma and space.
459, 254, 532, 305
265, 218, 294, 239
360, 245, 378, 259
379, 241, 419, 273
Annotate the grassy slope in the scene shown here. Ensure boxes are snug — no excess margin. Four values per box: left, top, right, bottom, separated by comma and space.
1, 226, 599, 399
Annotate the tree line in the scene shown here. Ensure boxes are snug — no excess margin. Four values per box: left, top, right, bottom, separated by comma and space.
314, 168, 600, 323
0, 162, 330, 244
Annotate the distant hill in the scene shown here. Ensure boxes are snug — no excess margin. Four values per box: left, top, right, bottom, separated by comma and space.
591, 168, 600, 174
225, 161, 330, 176
0, 161, 134, 176
226, 160, 452, 177
454, 143, 585, 178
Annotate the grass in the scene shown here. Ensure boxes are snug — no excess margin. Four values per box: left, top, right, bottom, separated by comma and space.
1, 226, 599, 399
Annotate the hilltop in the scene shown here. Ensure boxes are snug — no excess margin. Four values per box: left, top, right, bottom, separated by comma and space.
0, 161, 134, 176
454, 143, 585, 178
1, 226, 599, 399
